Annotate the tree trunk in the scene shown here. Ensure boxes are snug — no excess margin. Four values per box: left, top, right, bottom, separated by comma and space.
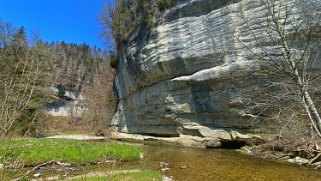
303, 90, 321, 137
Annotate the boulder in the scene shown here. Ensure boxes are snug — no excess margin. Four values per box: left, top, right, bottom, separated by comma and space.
203, 139, 222, 148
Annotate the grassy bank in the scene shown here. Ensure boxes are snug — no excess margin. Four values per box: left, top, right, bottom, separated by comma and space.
0, 138, 142, 165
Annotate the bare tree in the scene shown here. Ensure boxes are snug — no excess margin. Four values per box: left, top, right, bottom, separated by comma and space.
81, 56, 116, 131
0, 20, 15, 49
237, 0, 321, 137
99, 1, 119, 50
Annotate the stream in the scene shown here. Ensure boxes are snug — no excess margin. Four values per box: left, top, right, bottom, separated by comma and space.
32, 141, 321, 180
60, 143, 321, 181
121, 144, 321, 180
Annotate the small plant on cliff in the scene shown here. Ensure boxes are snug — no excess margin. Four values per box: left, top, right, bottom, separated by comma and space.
156, 0, 172, 11
57, 84, 65, 98
109, 54, 118, 69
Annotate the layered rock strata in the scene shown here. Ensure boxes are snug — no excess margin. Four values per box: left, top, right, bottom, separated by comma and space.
111, 0, 321, 146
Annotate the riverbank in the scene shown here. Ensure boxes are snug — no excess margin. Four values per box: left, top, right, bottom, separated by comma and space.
240, 139, 321, 169
0, 138, 162, 180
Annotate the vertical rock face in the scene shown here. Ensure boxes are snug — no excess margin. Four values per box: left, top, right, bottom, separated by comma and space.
112, 0, 321, 142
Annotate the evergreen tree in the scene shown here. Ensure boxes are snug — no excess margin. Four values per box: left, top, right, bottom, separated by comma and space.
12, 26, 27, 48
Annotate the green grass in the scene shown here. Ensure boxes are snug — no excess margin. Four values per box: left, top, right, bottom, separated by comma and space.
0, 138, 142, 165
70, 170, 162, 181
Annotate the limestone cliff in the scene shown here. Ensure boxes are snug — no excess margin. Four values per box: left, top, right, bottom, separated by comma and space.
111, 0, 321, 146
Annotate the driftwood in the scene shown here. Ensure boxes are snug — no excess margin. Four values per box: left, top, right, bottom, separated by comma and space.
12, 160, 55, 181
309, 153, 321, 165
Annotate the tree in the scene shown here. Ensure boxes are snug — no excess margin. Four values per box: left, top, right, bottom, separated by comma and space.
237, 0, 321, 137
99, 1, 117, 49
12, 26, 27, 48
81, 53, 116, 131
0, 20, 15, 49
0, 25, 47, 137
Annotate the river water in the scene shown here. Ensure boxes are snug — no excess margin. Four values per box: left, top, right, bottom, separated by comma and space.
118, 144, 321, 181
34, 141, 321, 180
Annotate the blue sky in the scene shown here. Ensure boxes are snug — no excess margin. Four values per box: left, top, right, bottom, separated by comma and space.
0, 0, 114, 49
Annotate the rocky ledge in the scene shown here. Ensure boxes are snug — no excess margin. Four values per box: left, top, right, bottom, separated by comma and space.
112, 132, 260, 148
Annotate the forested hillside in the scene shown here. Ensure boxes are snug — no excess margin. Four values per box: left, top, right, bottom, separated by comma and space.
0, 19, 115, 137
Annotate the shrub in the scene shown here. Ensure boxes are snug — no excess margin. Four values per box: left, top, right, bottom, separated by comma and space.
156, 0, 172, 11
110, 56, 118, 69
100, 0, 173, 47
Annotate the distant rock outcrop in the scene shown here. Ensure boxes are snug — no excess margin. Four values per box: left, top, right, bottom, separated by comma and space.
45, 85, 84, 117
